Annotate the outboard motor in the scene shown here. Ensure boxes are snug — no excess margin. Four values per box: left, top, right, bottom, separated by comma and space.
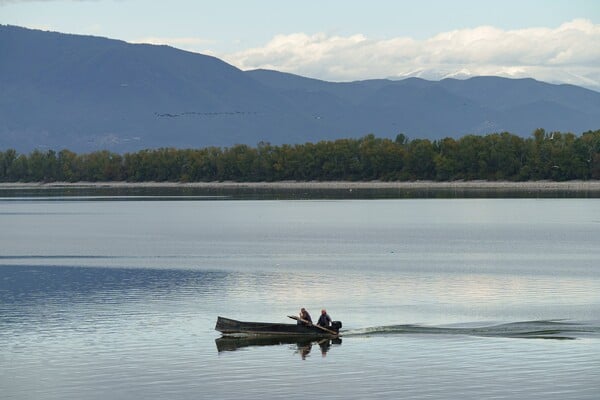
331, 321, 342, 332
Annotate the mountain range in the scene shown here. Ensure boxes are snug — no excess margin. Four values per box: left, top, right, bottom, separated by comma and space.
1, 25, 600, 153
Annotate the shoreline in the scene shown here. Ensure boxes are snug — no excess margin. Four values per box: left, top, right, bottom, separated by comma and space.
1, 180, 600, 191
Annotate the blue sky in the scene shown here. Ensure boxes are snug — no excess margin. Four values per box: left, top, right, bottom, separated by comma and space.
2, 0, 600, 89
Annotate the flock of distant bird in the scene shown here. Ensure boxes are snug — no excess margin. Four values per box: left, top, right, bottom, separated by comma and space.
154, 111, 259, 118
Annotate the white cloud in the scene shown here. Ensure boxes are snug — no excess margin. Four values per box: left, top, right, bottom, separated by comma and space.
221, 19, 600, 91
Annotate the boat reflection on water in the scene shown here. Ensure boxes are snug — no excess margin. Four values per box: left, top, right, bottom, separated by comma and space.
215, 336, 342, 358
296, 337, 342, 359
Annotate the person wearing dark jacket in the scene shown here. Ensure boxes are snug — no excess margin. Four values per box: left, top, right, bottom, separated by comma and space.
298, 307, 312, 325
317, 309, 332, 327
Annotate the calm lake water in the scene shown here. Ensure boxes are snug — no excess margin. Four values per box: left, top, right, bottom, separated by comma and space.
1, 195, 599, 399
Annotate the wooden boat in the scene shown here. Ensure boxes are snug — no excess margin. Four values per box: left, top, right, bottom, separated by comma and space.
215, 316, 342, 338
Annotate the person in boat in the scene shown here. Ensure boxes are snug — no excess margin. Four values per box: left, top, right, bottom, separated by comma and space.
317, 309, 332, 328
298, 308, 312, 325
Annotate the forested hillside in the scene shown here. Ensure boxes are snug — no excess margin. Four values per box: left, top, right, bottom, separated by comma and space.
1, 130, 599, 182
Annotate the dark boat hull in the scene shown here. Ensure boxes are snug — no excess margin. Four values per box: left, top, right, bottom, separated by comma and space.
215, 316, 339, 337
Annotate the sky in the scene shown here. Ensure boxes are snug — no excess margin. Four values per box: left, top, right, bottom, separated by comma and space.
2, 0, 600, 90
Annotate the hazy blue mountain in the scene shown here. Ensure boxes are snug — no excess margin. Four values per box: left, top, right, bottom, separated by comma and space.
0, 25, 313, 152
2, 25, 600, 153
246, 69, 600, 139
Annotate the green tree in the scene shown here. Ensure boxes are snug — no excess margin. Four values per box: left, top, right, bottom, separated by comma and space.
433, 137, 459, 181
405, 139, 435, 180
0, 149, 18, 181
27, 150, 58, 181
58, 149, 81, 182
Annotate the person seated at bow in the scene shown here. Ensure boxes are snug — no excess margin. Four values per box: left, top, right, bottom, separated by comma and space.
297, 307, 312, 325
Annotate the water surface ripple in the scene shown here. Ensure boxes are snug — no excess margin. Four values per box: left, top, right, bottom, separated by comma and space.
1, 198, 599, 400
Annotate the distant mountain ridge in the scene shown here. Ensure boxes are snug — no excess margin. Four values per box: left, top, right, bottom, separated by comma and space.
1, 25, 600, 153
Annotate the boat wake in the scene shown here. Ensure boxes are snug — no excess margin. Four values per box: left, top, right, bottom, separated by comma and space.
342, 320, 600, 340
215, 320, 599, 354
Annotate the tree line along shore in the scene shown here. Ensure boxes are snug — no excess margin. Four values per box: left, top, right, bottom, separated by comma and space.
1, 129, 599, 183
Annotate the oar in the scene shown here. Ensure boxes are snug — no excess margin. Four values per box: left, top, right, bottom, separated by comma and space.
287, 315, 340, 336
